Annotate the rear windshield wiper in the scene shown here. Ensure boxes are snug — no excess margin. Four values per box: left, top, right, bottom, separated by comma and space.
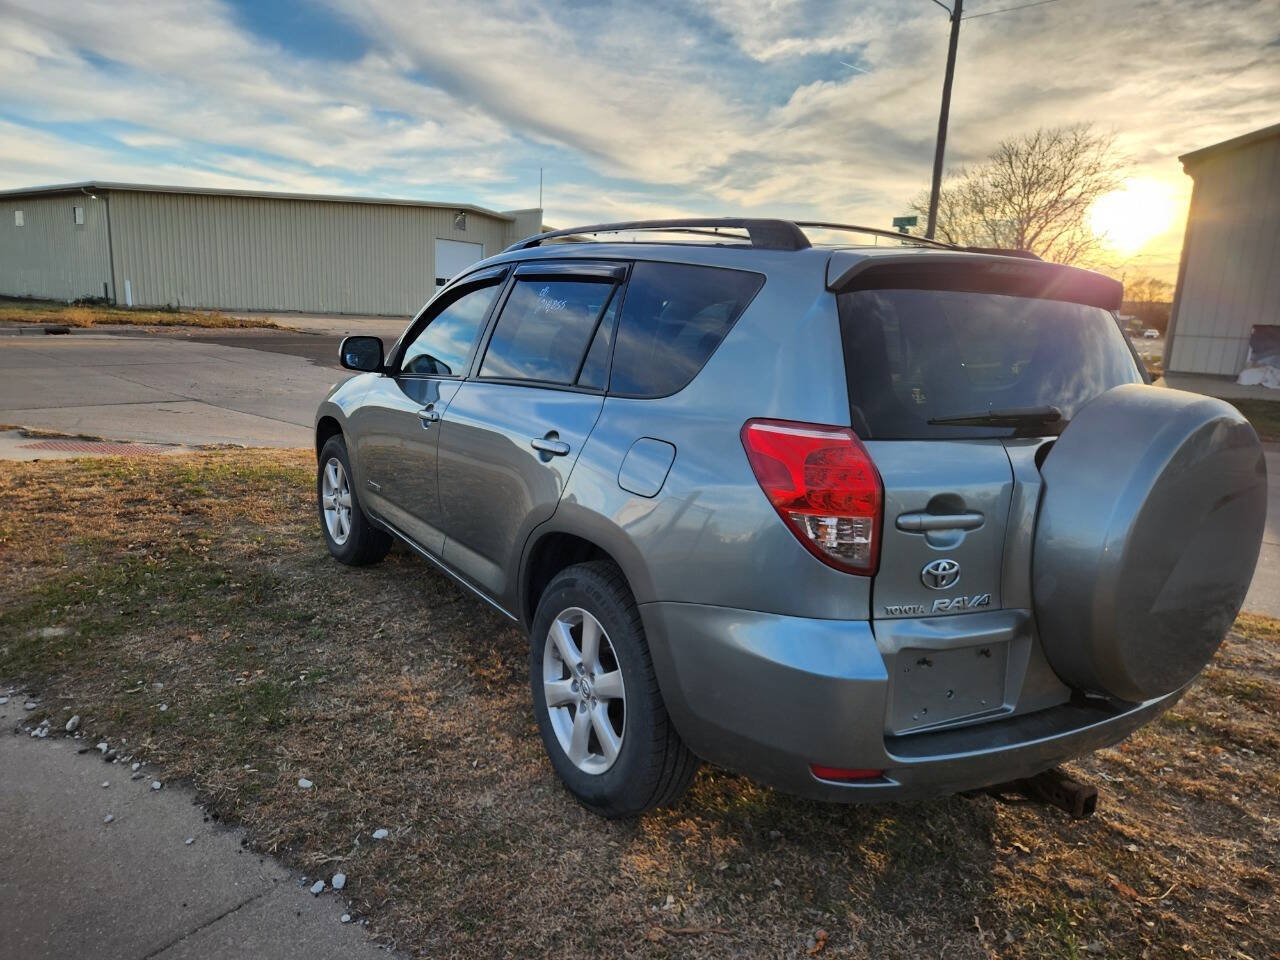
928, 404, 1064, 428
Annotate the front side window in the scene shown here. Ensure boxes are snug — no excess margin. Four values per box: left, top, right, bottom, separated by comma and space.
480, 279, 617, 385
399, 282, 501, 376
609, 262, 763, 398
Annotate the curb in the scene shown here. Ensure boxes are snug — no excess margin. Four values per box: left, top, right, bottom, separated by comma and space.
0, 325, 71, 336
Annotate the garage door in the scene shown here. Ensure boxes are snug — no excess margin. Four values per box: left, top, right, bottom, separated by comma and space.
435, 239, 485, 289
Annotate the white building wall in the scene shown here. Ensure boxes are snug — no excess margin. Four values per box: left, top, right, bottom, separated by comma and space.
1168, 133, 1280, 375
0, 192, 113, 302
107, 190, 522, 315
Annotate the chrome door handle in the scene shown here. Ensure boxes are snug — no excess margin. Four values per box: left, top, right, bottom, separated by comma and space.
895, 511, 984, 532
417, 405, 440, 427
530, 436, 570, 457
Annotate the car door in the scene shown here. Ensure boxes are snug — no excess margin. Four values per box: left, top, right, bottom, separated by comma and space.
436, 260, 625, 605
350, 266, 508, 554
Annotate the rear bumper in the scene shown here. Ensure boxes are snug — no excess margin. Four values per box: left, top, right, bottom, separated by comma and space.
640, 601, 1184, 802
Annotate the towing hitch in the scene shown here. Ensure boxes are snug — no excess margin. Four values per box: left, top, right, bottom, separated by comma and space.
988, 767, 1098, 819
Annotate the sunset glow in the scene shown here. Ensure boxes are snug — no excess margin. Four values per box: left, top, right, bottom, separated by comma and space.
1090, 179, 1179, 255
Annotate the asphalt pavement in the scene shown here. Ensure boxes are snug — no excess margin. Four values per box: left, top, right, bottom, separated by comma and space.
0, 320, 405, 447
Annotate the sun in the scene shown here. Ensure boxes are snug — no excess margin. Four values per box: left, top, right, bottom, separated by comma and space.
1089, 178, 1178, 255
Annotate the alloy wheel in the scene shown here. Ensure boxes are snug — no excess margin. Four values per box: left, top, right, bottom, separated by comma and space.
321, 457, 353, 546
542, 606, 627, 774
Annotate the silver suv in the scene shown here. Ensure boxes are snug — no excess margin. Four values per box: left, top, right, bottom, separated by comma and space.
314, 218, 1266, 818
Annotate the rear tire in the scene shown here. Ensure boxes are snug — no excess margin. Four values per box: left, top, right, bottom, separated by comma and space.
317, 434, 391, 566
530, 561, 698, 817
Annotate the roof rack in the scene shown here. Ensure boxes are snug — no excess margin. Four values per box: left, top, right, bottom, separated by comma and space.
505, 216, 1041, 260
794, 221, 956, 250
506, 218, 812, 252
798, 223, 1041, 259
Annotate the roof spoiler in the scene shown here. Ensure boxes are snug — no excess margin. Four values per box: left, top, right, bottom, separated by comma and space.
826, 251, 1123, 311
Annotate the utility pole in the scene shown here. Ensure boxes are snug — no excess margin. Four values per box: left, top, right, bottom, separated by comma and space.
926, 0, 962, 239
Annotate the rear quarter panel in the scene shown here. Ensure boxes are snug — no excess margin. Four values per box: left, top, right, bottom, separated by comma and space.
546, 252, 873, 620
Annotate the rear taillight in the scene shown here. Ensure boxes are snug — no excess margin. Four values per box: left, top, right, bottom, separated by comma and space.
740, 418, 883, 576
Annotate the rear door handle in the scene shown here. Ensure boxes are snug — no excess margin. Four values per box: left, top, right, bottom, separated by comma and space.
417, 405, 440, 427
895, 511, 984, 532
530, 435, 571, 457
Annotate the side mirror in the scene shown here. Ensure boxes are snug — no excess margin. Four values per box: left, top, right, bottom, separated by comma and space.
339, 336, 384, 372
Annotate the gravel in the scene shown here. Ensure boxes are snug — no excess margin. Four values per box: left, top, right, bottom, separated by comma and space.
310, 880, 325, 895
151, 781, 162, 791
65, 715, 81, 733
24, 701, 38, 710
103, 814, 114, 824
372, 829, 389, 840
297, 778, 314, 789
331, 872, 346, 890
341, 914, 352, 924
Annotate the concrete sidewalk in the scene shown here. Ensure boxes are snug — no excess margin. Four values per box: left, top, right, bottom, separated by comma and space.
0, 701, 392, 960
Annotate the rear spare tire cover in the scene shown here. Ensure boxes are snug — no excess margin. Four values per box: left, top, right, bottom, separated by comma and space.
1033, 383, 1266, 702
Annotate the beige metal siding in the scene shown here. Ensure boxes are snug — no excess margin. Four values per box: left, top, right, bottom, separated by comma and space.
108, 191, 517, 315
1168, 134, 1280, 375
0, 193, 112, 301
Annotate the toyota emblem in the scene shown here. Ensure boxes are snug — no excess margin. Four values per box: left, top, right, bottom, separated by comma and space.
921, 558, 960, 590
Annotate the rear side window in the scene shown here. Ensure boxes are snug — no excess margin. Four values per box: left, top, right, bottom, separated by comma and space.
839, 288, 1142, 439
609, 262, 763, 398
481, 279, 617, 385
576, 291, 621, 391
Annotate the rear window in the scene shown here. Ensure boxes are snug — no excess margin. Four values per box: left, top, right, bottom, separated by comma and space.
839, 288, 1142, 439
609, 262, 763, 398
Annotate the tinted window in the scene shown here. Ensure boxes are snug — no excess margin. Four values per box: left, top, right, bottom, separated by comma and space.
839, 288, 1142, 439
400, 283, 500, 376
609, 262, 763, 397
480, 279, 615, 384
576, 290, 620, 391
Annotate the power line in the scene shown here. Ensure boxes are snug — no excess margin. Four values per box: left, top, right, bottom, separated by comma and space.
962, 0, 1066, 20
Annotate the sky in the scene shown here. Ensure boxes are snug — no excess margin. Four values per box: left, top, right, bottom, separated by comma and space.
2, 0, 1277, 281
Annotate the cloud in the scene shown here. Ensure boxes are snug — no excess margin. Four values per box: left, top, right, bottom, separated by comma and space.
0, 0, 1276, 278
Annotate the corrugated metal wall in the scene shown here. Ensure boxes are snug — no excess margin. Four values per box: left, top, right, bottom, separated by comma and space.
108, 191, 519, 315
0, 193, 113, 302
1167, 135, 1280, 375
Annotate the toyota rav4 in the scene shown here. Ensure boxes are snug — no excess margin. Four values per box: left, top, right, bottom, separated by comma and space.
314, 218, 1266, 818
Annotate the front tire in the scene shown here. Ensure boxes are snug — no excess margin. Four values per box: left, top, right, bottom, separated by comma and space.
317, 434, 391, 566
530, 561, 698, 817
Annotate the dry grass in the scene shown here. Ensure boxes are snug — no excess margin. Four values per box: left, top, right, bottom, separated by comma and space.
1, 451, 1276, 959
0, 297, 280, 329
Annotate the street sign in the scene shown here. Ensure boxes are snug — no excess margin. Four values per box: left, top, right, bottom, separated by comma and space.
892, 215, 918, 234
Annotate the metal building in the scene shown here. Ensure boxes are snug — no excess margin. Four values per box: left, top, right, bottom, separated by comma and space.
0, 181, 542, 315
1166, 122, 1280, 376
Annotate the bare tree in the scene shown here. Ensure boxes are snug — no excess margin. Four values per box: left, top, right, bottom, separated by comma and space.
1123, 272, 1174, 332
911, 124, 1124, 265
